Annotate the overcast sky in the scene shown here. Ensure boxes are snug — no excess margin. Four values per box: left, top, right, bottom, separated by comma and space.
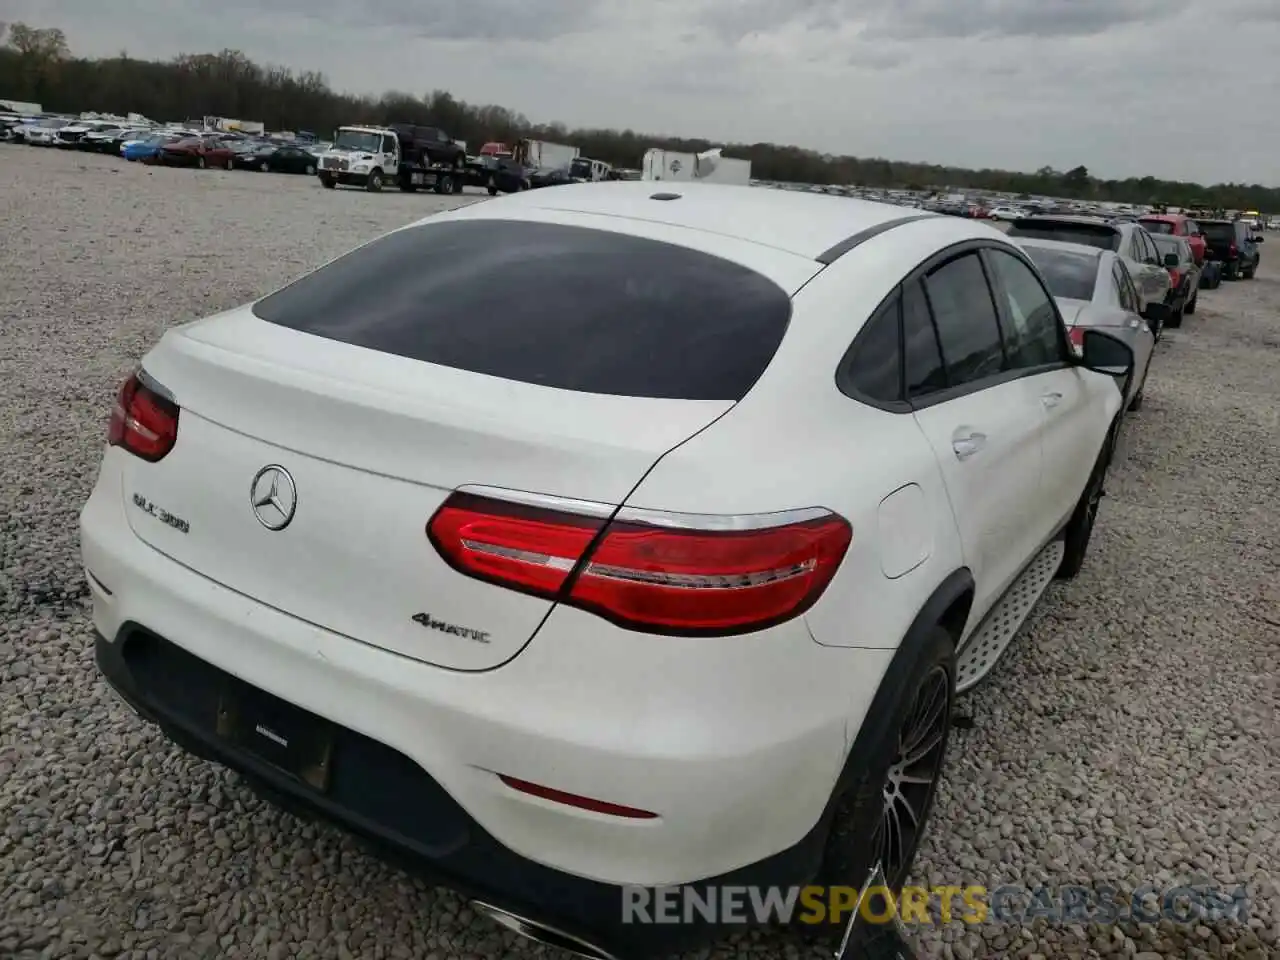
9, 0, 1280, 184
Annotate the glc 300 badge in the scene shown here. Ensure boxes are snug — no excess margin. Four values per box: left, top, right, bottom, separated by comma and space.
131, 493, 190, 534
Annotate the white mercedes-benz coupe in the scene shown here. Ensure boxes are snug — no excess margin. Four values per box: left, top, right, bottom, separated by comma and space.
81, 181, 1134, 960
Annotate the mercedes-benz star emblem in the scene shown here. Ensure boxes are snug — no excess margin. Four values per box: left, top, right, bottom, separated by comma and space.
249, 465, 297, 531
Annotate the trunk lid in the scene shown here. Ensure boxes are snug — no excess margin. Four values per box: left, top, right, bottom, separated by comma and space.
122, 311, 732, 671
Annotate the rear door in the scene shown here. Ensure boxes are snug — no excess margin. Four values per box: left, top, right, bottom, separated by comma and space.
122, 217, 816, 671
907, 252, 1046, 622
985, 247, 1100, 531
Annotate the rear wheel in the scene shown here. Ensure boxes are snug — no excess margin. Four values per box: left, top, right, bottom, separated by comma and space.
1056, 420, 1118, 580
1186, 291, 1197, 315
1166, 300, 1183, 328
320, 175, 336, 189
196, 155, 206, 170
808, 625, 955, 942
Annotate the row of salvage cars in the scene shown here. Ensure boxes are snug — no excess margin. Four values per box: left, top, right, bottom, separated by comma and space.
4, 116, 327, 175
1001, 212, 1263, 413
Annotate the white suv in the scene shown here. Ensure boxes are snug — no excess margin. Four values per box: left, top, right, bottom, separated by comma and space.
81, 182, 1134, 959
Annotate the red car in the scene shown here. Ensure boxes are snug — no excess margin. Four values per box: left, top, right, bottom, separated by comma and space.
157, 135, 237, 170
1139, 214, 1207, 265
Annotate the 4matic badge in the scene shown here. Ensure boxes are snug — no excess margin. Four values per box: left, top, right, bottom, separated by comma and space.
411, 612, 491, 644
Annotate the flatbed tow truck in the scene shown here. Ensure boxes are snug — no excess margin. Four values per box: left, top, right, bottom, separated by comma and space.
316, 123, 476, 194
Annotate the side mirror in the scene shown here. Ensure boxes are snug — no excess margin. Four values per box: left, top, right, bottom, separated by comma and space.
1163, 253, 1179, 268
1080, 328, 1136, 380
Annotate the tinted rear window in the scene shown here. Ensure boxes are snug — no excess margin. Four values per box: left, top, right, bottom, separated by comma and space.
1152, 236, 1188, 259
1199, 222, 1236, 241
1006, 221, 1121, 252
252, 220, 793, 401
1140, 219, 1175, 235
1021, 246, 1100, 301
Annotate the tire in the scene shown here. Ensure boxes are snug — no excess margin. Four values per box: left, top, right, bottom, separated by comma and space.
806, 624, 955, 942
196, 155, 206, 170
225, 157, 234, 171
1055, 421, 1118, 580
1186, 291, 1197, 315
305, 164, 315, 176
487, 186, 498, 196
320, 176, 335, 189
366, 169, 383, 192
1243, 262, 1256, 279
1166, 302, 1183, 328
259, 161, 269, 172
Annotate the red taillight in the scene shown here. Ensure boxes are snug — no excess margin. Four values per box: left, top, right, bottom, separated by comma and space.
427, 493, 852, 636
107, 371, 179, 461
1229, 242, 1238, 257
1168, 269, 1181, 287
498, 775, 658, 819
1068, 327, 1085, 348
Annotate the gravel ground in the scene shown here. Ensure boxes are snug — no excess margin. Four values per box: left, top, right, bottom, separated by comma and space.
1, 144, 1277, 960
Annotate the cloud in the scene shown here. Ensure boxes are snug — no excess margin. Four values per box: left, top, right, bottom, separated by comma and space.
239, 0, 598, 42
7, 0, 1280, 185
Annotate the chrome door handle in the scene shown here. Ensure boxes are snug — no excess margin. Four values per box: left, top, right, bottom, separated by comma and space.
951, 431, 987, 460
1041, 391, 1064, 408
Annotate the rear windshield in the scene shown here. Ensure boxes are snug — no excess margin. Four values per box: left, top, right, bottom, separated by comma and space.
1140, 219, 1175, 235
1152, 235, 1187, 259
1021, 246, 1100, 301
252, 220, 794, 401
1006, 221, 1121, 252
1199, 222, 1236, 241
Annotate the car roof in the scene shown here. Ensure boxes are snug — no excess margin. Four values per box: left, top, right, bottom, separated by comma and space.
456, 180, 937, 262
1013, 237, 1107, 260
1140, 213, 1182, 221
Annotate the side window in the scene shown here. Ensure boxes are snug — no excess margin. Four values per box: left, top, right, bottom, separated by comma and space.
985, 249, 1062, 368
842, 293, 902, 404
1112, 264, 1133, 311
923, 253, 1006, 387
902, 281, 947, 397
381, 135, 396, 152
1186, 219, 1199, 236
1142, 232, 1160, 264
1115, 262, 1139, 312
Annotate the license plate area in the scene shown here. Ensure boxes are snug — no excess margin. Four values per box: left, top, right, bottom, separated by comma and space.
216, 683, 334, 792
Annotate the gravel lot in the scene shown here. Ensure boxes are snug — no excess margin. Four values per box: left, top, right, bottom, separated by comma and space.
2, 144, 1278, 960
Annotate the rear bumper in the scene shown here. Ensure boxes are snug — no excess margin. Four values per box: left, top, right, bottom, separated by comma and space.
95, 628, 830, 958
80, 451, 890, 955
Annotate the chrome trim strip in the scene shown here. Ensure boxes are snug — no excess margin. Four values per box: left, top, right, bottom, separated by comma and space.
456, 484, 835, 531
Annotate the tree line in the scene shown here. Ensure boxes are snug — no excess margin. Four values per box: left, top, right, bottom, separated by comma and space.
2, 22, 1276, 211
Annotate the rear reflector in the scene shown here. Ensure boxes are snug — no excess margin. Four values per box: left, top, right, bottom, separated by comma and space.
498, 774, 659, 819
1068, 327, 1085, 348
428, 492, 852, 636
108, 370, 179, 462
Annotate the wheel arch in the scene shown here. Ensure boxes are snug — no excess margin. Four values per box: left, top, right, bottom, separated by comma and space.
826, 567, 972, 802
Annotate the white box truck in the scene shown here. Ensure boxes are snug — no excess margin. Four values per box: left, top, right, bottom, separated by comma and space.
641, 147, 751, 185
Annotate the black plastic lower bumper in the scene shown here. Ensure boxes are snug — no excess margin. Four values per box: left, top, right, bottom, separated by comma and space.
95, 626, 833, 960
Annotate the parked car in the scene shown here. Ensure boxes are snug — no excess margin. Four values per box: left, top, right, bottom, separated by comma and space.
23, 118, 70, 145
1017, 238, 1158, 410
106, 128, 155, 154
123, 134, 178, 162
81, 183, 1134, 960
988, 205, 1026, 221
158, 135, 237, 169
529, 165, 575, 188
1005, 215, 1172, 310
1150, 235, 1200, 326
1139, 213, 1207, 266
480, 156, 531, 195
235, 143, 320, 174
1198, 219, 1262, 280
